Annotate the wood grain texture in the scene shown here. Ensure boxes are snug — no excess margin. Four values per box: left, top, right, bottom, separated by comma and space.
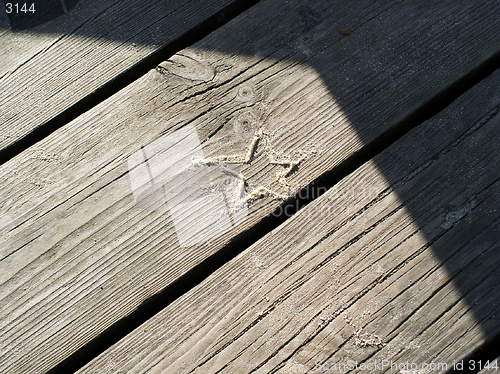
1, 0, 500, 372
0, 0, 239, 151
77, 68, 500, 374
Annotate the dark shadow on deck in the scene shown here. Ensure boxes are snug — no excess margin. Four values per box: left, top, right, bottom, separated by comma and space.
1, 0, 500, 373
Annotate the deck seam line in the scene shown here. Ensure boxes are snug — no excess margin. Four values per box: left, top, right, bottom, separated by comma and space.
0, 0, 265, 166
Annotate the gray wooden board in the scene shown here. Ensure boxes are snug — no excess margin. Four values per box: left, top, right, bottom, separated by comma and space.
1, 0, 500, 372
0, 0, 240, 151
77, 68, 500, 373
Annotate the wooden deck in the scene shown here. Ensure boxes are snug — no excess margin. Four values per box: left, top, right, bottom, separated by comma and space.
1, 0, 499, 373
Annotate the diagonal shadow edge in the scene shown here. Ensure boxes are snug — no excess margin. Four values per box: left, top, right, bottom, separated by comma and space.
45, 48, 500, 374
446, 334, 500, 374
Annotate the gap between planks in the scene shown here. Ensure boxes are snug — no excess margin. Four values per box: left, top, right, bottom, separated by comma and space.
2, 2, 496, 372
0, 0, 264, 165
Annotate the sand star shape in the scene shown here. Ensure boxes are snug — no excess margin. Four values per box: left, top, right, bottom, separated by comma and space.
193, 128, 306, 204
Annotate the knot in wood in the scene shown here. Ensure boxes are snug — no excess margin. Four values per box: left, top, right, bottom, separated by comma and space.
157, 54, 215, 82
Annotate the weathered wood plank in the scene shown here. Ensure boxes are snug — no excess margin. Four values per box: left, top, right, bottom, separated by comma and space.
0, 0, 242, 152
77, 68, 500, 374
1, 0, 500, 372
